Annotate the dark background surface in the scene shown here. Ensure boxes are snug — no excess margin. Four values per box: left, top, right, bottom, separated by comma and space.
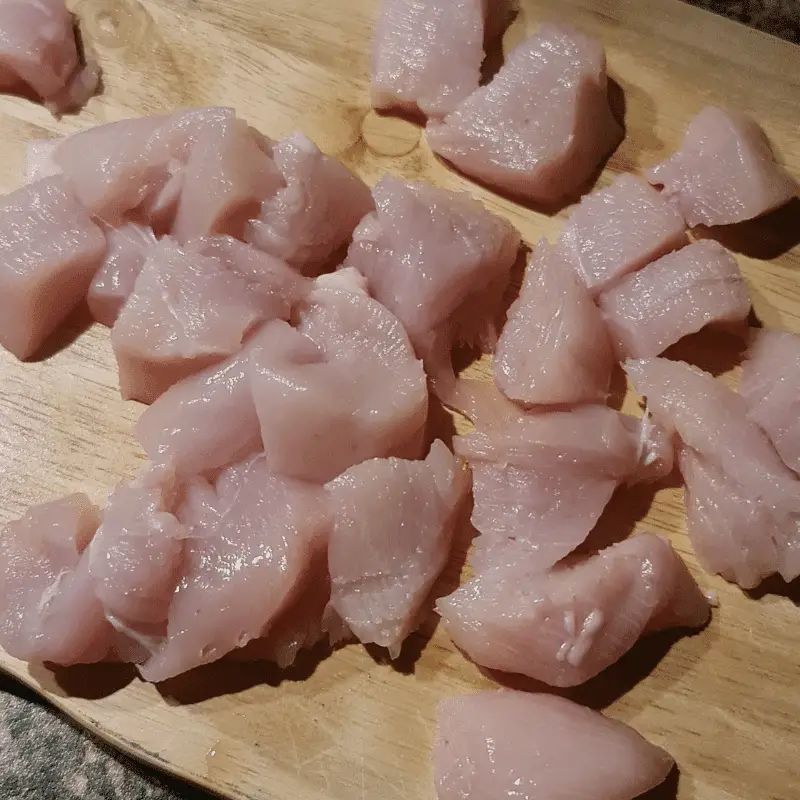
2, 2, 798, 799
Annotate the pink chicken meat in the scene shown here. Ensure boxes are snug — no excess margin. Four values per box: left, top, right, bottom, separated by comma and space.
494, 238, 613, 406
139, 454, 330, 682
426, 23, 622, 203
741, 329, 800, 473
0, 494, 117, 665
438, 533, 709, 686
626, 357, 800, 587
88, 223, 158, 327
646, 106, 798, 227
135, 319, 304, 477
598, 239, 751, 359
344, 177, 519, 391
454, 405, 640, 573
0, 176, 106, 359
370, 0, 507, 118
87, 464, 187, 658
0, 0, 98, 113
557, 174, 687, 295
171, 117, 282, 243
245, 132, 373, 274
249, 269, 428, 483
435, 690, 674, 800
230, 556, 350, 669
440, 376, 527, 431
326, 441, 469, 657
53, 108, 238, 226
111, 237, 303, 404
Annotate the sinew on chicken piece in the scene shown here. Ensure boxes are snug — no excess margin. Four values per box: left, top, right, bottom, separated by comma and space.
87, 463, 186, 656
438, 533, 709, 686
426, 23, 622, 203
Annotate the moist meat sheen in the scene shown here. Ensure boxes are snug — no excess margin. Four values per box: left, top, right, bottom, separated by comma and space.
426, 22, 622, 203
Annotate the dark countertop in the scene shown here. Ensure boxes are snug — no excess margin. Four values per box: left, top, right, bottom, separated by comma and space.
2, 3, 798, 800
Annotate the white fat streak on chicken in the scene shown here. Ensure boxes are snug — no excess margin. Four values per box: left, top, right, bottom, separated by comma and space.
556, 608, 606, 667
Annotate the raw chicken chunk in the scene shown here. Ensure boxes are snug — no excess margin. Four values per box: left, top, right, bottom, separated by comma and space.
426, 23, 622, 203
440, 377, 527, 431
557, 174, 687, 295
626, 357, 800, 587
111, 237, 300, 404
171, 117, 282, 243
646, 107, 798, 227
441, 379, 673, 480
438, 533, 709, 686
0, 0, 99, 113
249, 270, 428, 482
88, 463, 186, 654
229, 554, 350, 668
326, 440, 469, 656
344, 177, 520, 390
435, 691, 674, 800
135, 320, 309, 477
88, 222, 157, 327
598, 239, 751, 359
139, 455, 330, 682
192, 235, 307, 292
54, 108, 235, 225
370, 0, 504, 118
245, 133, 373, 274
495, 238, 613, 405
741, 329, 800, 473
454, 405, 639, 572
23, 138, 61, 183
678, 447, 800, 590
0, 176, 106, 359
0, 494, 116, 664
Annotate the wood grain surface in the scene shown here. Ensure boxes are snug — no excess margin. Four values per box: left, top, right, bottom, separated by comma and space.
1, 0, 799, 798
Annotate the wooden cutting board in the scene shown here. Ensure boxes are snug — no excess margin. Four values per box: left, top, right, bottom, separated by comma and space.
1, 0, 799, 798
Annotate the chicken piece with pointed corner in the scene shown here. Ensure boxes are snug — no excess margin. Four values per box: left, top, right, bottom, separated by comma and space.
426, 23, 622, 203
344, 176, 519, 393
646, 107, 798, 227
326, 441, 469, 657
438, 533, 709, 686
434, 690, 675, 800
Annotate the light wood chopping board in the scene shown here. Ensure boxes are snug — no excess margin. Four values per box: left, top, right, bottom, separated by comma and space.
0, 0, 799, 798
